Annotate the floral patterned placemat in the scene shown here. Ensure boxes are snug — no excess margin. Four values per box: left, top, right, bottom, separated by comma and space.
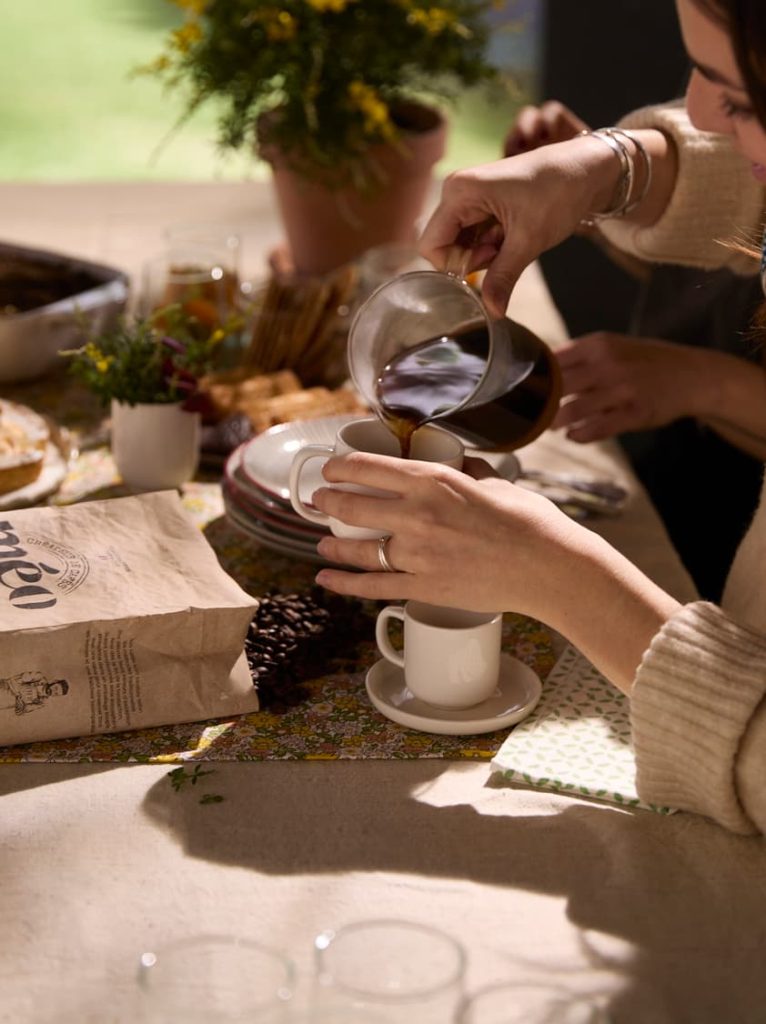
491, 644, 675, 814
0, 613, 556, 764
1, 372, 559, 763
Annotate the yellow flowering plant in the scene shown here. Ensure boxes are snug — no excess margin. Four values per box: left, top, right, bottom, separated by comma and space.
145, 0, 503, 185
65, 307, 224, 407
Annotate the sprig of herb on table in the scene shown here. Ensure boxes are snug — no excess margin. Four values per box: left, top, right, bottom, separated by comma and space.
167, 764, 224, 804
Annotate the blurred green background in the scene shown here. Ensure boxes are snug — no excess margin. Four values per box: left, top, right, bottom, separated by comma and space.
0, 0, 540, 182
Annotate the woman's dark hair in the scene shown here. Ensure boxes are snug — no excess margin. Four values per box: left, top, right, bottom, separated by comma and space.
694, 0, 766, 127
697, 0, 766, 352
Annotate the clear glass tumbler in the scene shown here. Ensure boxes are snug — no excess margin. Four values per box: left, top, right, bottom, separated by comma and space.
455, 981, 612, 1024
164, 224, 243, 306
136, 933, 295, 1022
139, 250, 231, 331
313, 919, 466, 1023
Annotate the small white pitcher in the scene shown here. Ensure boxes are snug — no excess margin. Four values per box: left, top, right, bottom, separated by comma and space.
110, 399, 200, 491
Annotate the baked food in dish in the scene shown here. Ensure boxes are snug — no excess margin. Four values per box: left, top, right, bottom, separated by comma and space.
0, 400, 50, 495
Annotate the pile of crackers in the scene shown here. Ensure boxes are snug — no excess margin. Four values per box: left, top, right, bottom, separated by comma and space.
202, 367, 366, 434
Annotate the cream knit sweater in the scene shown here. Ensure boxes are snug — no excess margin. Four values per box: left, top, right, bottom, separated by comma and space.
599, 103, 766, 835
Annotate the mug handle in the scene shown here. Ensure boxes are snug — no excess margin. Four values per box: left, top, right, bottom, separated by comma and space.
288, 444, 335, 525
375, 605, 406, 669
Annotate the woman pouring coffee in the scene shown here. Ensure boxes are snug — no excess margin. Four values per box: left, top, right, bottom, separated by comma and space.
312, 0, 766, 835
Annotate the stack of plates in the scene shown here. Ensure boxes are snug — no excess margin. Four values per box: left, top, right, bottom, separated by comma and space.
223, 413, 521, 562
222, 415, 358, 562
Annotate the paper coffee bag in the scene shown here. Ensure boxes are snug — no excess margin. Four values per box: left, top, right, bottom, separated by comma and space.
0, 490, 258, 747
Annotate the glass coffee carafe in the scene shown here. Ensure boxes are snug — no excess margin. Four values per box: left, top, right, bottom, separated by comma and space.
347, 235, 561, 456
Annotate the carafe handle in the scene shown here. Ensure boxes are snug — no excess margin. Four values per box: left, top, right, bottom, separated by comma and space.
444, 216, 498, 281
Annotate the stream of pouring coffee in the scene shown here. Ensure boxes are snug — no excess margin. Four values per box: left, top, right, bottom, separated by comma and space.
374, 322, 488, 458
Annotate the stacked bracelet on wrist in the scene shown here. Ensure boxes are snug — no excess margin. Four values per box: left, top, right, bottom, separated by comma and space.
579, 127, 653, 226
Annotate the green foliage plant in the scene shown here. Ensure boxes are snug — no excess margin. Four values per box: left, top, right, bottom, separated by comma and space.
142, 0, 505, 186
65, 307, 224, 407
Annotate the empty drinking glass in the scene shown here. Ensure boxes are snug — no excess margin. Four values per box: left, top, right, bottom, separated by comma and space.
164, 224, 241, 273
313, 919, 466, 1023
268, 1011, 388, 1023
136, 933, 295, 1022
455, 981, 612, 1024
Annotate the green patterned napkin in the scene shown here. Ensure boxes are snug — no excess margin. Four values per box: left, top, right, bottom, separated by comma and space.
491, 645, 675, 815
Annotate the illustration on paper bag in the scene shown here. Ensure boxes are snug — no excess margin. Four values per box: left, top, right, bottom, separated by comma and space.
0, 671, 70, 716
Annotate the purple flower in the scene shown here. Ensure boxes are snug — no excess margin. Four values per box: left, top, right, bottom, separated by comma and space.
161, 358, 198, 394
160, 335, 187, 355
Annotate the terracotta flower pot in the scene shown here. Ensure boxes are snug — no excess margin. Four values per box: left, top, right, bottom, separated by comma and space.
260, 102, 448, 276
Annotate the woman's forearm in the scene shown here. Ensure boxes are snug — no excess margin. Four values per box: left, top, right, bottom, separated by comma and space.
538, 530, 681, 694
706, 419, 766, 461
687, 349, 766, 459
582, 127, 678, 228
420, 127, 682, 319
312, 455, 682, 691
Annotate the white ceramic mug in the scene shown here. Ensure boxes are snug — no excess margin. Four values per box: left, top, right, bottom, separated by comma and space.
375, 601, 502, 709
288, 416, 463, 540
110, 399, 200, 492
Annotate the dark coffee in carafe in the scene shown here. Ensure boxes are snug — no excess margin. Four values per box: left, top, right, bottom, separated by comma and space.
374, 323, 488, 458
375, 319, 561, 458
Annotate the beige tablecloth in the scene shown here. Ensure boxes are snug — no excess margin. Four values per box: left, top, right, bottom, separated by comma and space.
3, 183, 765, 1024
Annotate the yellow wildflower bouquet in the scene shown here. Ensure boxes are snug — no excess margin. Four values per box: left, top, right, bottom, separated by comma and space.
146, 0, 502, 185
65, 308, 224, 407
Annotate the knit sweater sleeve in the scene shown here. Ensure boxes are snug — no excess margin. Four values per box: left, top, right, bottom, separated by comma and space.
598, 102, 765, 274
632, 601, 766, 834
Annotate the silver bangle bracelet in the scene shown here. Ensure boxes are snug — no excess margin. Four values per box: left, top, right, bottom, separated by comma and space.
578, 129, 634, 226
603, 127, 653, 216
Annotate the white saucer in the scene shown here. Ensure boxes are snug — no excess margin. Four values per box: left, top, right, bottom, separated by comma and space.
365, 652, 541, 736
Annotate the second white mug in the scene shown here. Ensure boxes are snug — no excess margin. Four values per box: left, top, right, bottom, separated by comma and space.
289, 416, 463, 540
376, 601, 503, 710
